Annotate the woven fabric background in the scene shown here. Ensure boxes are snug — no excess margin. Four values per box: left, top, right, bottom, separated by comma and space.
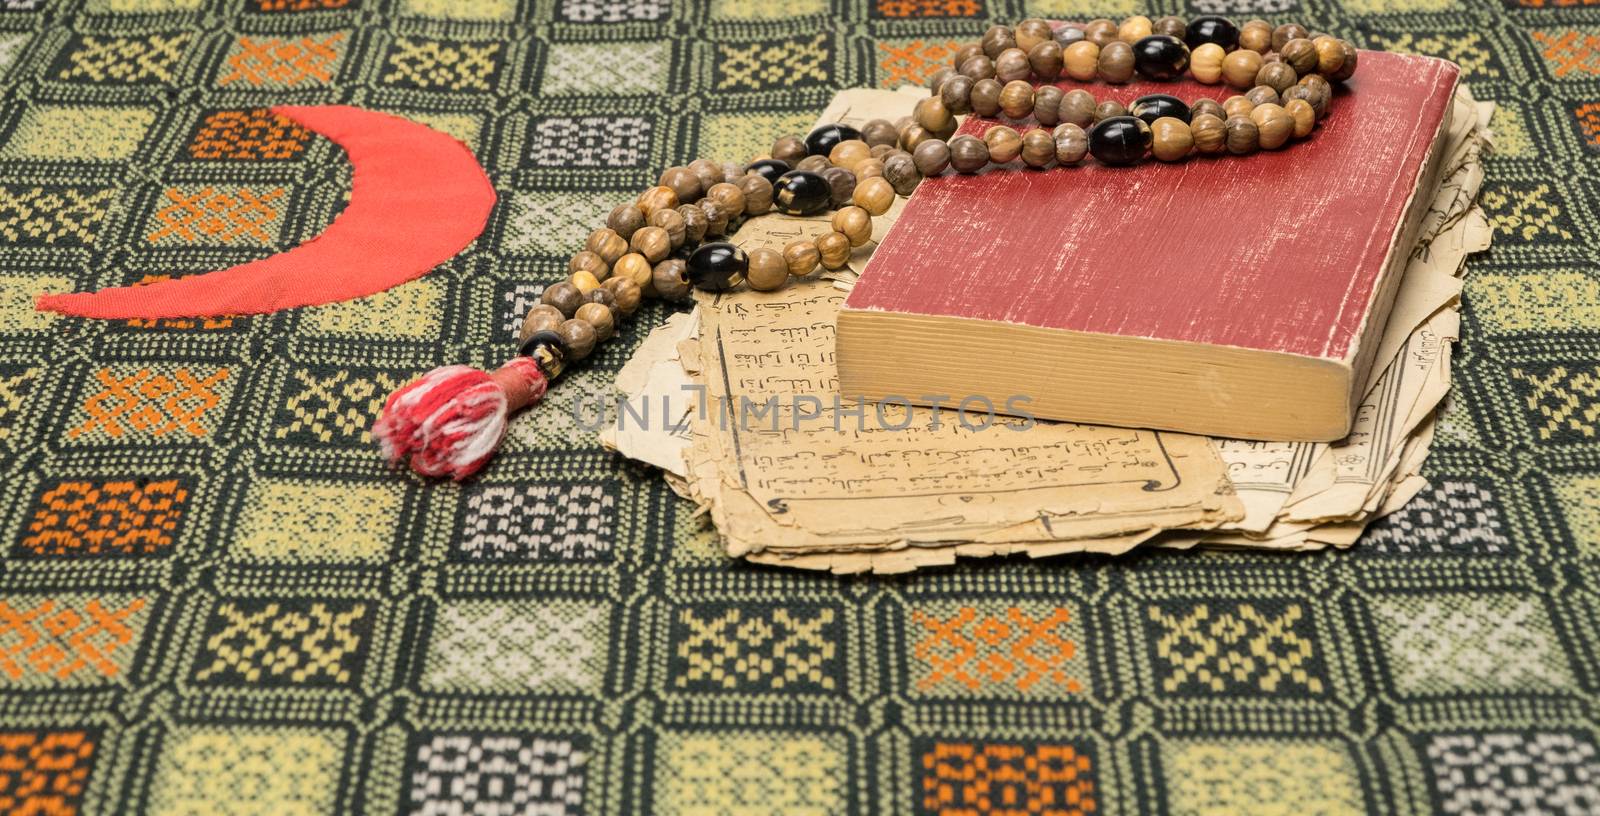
0, 0, 1596, 814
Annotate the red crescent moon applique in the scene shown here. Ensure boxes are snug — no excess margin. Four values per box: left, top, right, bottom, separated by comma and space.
36, 105, 496, 319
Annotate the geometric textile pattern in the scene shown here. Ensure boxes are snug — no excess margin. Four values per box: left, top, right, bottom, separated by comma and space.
383, 38, 500, 91
146, 727, 342, 815
144, 185, 287, 246
185, 109, 313, 161
907, 600, 1086, 698
0, 186, 116, 247
670, 604, 840, 691
1361, 479, 1510, 553
1371, 594, 1575, 695
191, 598, 370, 687
0, 731, 96, 816
458, 482, 615, 561
1146, 601, 1326, 695
1163, 740, 1364, 816
0, 594, 150, 688
918, 740, 1096, 816
421, 599, 608, 693
16, 477, 189, 558
655, 731, 845, 816
217, 33, 346, 88
0, 0, 1598, 811
407, 734, 587, 816
1423, 732, 1600, 816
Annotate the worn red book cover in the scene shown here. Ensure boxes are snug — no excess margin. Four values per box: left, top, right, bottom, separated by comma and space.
838, 50, 1459, 441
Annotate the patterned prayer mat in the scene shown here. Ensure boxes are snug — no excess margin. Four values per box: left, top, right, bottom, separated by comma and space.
1, 0, 1597, 814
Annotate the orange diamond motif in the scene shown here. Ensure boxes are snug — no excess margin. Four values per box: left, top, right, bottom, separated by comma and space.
877, 39, 963, 88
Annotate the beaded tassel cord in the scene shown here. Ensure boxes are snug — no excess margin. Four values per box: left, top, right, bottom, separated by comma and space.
373, 14, 1360, 480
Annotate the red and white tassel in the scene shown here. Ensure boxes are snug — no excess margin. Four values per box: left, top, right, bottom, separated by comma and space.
373, 356, 548, 480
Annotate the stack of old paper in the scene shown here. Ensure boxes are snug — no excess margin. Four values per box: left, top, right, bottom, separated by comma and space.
600, 86, 1494, 572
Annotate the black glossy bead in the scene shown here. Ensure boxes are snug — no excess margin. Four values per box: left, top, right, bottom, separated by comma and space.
686, 242, 748, 292
1132, 35, 1190, 81
518, 330, 568, 379
1185, 15, 1239, 50
1130, 93, 1191, 125
1088, 116, 1151, 166
772, 170, 833, 216
747, 159, 791, 186
804, 124, 863, 157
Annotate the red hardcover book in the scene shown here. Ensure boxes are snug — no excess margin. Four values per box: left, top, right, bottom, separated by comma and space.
837, 50, 1459, 441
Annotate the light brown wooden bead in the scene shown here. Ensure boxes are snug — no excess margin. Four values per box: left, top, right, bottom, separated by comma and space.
1153, 15, 1187, 39
698, 198, 729, 237
1189, 114, 1227, 154
586, 227, 628, 267
541, 281, 584, 317
1098, 40, 1135, 83
1021, 127, 1055, 169
913, 139, 950, 176
559, 318, 596, 361
1052, 122, 1088, 164
1256, 62, 1297, 93
1222, 95, 1255, 118
795, 154, 832, 174
869, 143, 898, 160
613, 252, 653, 289
1189, 43, 1225, 84
981, 25, 1016, 59
1224, 115, 1259, 155
1280, 38, 1318, 75
822, 166, 856, 208
1094, 100, 1127, 122
969, 78, 1003, 117
899, 123, 934, 151
1033, 86, 1064, 126
917, 97, 957, 140
602, 276, 642, 314
575, 301, 614, 341
1058, 89, 1096, 128
1015, 18, 1054, 52
1118, 15, 1152, 44
1298, 74, 1332, 118
1250, 103, 1294, 150
948, 134, 989, 173
720, 161, 743, 187
1222, 49, 1263, 90
999, 81, 1035, 120
687, 158, 724, 192
983, 125, 1022, 164
853, 176, 896, 216
658, 166, 701, 203
1239, 19, 1273, 53
940, 74, 975, 115
1190, 98, 1225, 121
738, 174, 773, 215
607, 204, 644, 241
772, 135, 807, 164
783, 240, 820, 277
704, 182, 745, 220
587, 287, 616, 312
832, 206, 873, 247
927, 66, 955, 95
677, 204, 708, 244
1312, 36, 1343, 76
854, 158, 885, 181
1083, 18, 1118, 48
995, 47, 1031, 83
884, 153, 920, 195
1272, 23, 1309, 52
1150, 117, 1193, 162
569, 250, 608, 281
649, 208, 687, 248
1028, 41, 1064, 82
829, 138, 873, 171
630, 225, 671, 263
1330, 40, 1358, 82
1246, 84, 1280, 107
569, 272, 601, 298
1284, 98, 1316, 138
636, 185, 678, 219
815, 231, 852, 270
746, 248, 789, 291
959, 54, 996, 81
519, 304, 565, 344
1064, 41, 1100, 81
951, 43, 983, 69
652, 259, 690, 301
861, 118, 898, 148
